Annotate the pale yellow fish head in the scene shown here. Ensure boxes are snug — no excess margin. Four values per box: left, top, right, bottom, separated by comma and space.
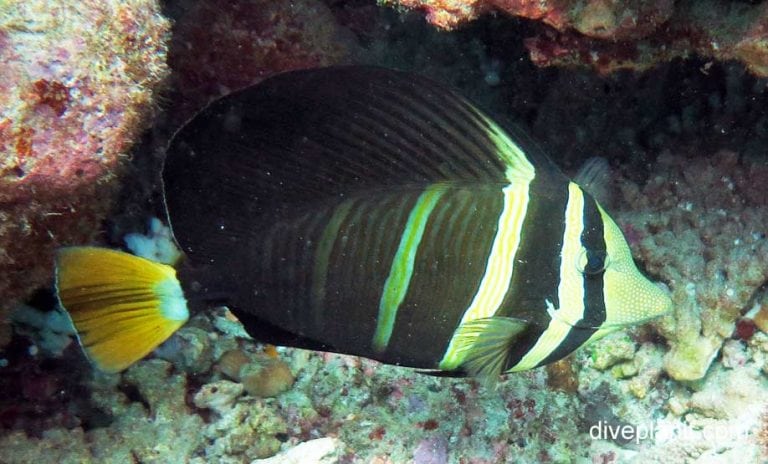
595, 206, 673, 331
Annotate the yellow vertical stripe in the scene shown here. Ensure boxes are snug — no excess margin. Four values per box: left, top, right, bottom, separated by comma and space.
439, 182, 530, 369
372, 185, 447, 353
475, 112, 535, 183
508, 182, 586, 372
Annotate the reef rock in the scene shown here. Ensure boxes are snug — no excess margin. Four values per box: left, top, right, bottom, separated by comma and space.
251, 437, 341, 464
168, 0, 350, 121
386, 0, 768, 77
0, 0, 170, 330
617, 150, 768, 381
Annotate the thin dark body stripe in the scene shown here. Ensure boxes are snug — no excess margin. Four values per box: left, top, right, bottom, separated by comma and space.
500, 177, 569, 369
368, 86, 503, 180
261, 209, 331, 331
538, 192, 607, 366
338, 101, 449, 181
293, 212, 329, 334
385, 187, 504, 366
257, 211, 327, 334
382, 79, 510, 178
250, 194, 410, 345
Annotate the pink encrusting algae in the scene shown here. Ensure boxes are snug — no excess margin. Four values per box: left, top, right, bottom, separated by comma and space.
0, 0, 171, 339
168, 0, 350, 122
385, 0, 768, 78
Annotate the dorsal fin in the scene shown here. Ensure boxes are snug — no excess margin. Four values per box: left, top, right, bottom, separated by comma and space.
162, 66, 563, 262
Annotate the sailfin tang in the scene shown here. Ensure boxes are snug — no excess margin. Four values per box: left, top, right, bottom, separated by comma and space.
55, 247, 189, 373
448, 317, 528, 386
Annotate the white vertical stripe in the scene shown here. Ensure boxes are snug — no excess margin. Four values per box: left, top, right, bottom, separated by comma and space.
508, 182, 586, 372
439, 182, 530, 369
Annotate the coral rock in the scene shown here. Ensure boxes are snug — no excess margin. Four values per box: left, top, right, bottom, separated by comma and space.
216, 348, 295, 398
388, 0, 768, 77
413, 436, 449, 464
240, 359, 295, 398
193, 380, 244, 415
0, 0, 170, 328
689, 366, 765, 419
545, 358, 579, 393
123, 359, 189, 419
625, 344, 664, 399
618, 151, 768, 381
154, 327, 213, 374
218, 348, 252, 380
168, 0, 350, 121
251, 437, 341, 464
752, 297, 768, 334
663, 332, 721, 383
588, 332, 637, 371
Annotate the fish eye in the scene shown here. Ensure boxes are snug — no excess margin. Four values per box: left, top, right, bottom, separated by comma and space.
577, 248, 608, 276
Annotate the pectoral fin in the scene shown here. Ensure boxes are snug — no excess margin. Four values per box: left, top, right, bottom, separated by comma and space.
450, 316, 528, 387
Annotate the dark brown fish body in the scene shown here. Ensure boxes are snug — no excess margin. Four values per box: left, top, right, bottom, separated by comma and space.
159, 66, 671, 380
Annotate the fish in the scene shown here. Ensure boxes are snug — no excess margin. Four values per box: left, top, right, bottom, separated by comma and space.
54, 66, 672, 384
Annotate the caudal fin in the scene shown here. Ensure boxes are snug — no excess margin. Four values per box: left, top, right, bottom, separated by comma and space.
55, 247, 189, 373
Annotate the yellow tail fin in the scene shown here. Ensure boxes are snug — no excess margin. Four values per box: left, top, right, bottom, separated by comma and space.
55, 247, 189, 373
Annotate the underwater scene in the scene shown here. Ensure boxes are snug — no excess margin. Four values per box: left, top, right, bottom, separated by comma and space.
2, 0, 768, 463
